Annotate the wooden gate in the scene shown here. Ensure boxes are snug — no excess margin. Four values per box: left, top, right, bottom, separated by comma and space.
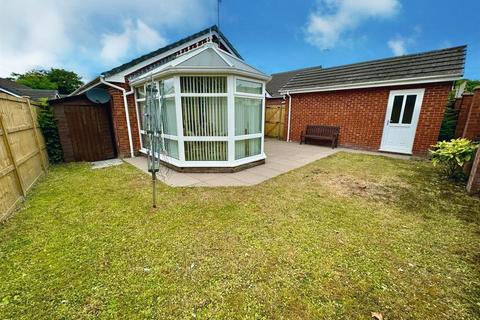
52, 95, 116, 162
265, 104, 285, 139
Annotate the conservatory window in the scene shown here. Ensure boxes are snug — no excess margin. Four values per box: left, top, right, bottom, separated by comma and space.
135, 86, 145, 99
161, 97, 177, 135
234, 97, 262, 135
135, 78, 177, 153
185, 141, 228, 161
181, 76, 227, 93
235, 138, 261, 160
163, 138, 179, 159
180, 76, 228, 162
236, 79, 262, 95
182, 97, 227, 136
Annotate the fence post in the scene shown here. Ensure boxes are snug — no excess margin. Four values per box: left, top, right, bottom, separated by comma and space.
0, 114, 26, 197
26, 98, 47, 172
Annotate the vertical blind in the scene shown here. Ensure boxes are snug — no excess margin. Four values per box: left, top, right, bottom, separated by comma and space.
234, 97, 262, 135
181, 76, 227, 93
182, 97, 227, 136
184, 141, 227, 161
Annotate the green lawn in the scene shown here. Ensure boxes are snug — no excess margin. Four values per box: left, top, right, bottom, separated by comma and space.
1, 152, 479, 319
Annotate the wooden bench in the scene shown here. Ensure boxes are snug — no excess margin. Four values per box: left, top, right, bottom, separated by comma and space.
300, 125, 340, 148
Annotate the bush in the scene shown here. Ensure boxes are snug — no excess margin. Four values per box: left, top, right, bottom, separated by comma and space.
36, 99, 64, 163
430, 138, 478, 181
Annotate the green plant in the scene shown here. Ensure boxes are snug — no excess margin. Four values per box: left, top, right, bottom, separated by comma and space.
438, 104, 458, 141
430, 138, 478, 180
36, 98, 64, 163
11, 68, 83, 94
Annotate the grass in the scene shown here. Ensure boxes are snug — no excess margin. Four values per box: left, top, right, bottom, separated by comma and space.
0, 152, 479, 319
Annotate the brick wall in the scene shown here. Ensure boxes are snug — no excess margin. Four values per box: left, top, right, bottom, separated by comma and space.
266, 97, 284, 106
284, 82, 452, 155
467, 148, 480, 195
107, 83, 141, 158
462, 87, 480, 140
454, 93, 474, 138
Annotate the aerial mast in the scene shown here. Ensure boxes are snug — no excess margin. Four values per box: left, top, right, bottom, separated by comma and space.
217, 0, 221, 28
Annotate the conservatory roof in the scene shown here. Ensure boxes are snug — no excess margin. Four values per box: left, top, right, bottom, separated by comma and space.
130, 43, 271, 85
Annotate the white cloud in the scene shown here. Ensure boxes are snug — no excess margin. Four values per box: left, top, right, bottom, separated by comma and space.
305, 0, 400, 50
0, 0, 215, 78
100, 19, 167, 63
387, 26, 421, 56
387, 39, 406, 56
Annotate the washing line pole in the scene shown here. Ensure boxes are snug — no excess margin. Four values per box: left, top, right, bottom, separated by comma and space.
146, 77, 160, 208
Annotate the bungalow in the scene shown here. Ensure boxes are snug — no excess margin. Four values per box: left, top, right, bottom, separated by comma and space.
62, 25, 270, 171
274, 46, 466, 155
0, 78, 60, 101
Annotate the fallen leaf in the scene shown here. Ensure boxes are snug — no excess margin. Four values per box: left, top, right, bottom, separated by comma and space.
371, 312, 383, 320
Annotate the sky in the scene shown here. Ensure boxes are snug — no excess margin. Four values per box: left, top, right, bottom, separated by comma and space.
0, 0, 479, 83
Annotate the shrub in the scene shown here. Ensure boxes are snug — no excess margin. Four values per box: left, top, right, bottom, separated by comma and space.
36, 99, 64, 163
430, 138, 478, 181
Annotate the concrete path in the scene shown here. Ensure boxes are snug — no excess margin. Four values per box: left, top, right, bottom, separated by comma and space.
124, 139, 338, 187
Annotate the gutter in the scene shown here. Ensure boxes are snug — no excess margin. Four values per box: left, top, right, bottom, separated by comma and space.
100, 76, 135, 158
286, 91, 292, 142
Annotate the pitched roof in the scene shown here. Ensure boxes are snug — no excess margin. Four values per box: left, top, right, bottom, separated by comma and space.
0, 77, 59, 100
266, 66, 320, 98
281, 45, 466, 93
130, 43, 270, 84
102, 25, 241, 78
0, 77, 28, 96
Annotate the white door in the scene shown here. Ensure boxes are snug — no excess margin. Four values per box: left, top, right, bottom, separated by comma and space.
380, 89, 425, 154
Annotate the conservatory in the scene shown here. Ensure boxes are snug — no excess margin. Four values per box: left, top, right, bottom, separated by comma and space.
130, 42, 271, 172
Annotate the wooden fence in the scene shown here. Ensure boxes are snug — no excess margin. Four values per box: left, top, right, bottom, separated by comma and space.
0, 93, 48, 221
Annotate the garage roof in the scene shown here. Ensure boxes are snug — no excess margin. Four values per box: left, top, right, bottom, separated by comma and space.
266, 66, 320, 98
281, 45, 466, 93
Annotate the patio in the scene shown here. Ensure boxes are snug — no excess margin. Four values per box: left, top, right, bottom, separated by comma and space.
123, 139, 337, 186
123, 139, 409, 187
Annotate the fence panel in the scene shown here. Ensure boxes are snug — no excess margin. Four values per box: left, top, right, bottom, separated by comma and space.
0, 93, 48, 221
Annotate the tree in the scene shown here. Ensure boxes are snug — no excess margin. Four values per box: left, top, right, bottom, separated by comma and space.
47, 68, 83, 94
11, 70, 57, 90
454, 79, 480, 93
11, 68, 83, 95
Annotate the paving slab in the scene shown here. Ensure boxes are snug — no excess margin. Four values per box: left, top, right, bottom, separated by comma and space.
123, 139, 410, 187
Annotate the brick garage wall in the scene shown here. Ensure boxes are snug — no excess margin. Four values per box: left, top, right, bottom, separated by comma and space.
107, 83, 141, 158
284, 82, 452, 155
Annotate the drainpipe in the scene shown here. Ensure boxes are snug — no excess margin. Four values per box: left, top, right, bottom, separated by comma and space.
100, 76, 135, 158
286, 91, 292, 142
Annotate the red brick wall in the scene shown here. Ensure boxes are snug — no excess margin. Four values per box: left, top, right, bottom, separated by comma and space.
467, 148, 480, 195
284, 82, 452, 155
107, 83, 141, 158
454, 94, 474, 138
266, 97, 285, 106
462, 87, 480, 140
